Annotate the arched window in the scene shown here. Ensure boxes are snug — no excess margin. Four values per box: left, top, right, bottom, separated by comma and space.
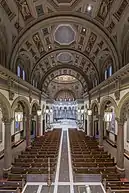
17, 65, 21, 77
22, 70, 25, 80
109, 65, 112, 76
104, 65, 112, 80
105, 69, 108, 79
33, 79, 35, 86
93, 105, 98, 116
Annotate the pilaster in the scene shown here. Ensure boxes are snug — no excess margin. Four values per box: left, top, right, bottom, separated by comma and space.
3, 118, 13, 178
116, 118, 125, 177
98, 115, 104, 148
26, 114, 31, 149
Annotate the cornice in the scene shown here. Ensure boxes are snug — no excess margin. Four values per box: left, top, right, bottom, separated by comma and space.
83, 63, 129, 99
0, 64, 48, 99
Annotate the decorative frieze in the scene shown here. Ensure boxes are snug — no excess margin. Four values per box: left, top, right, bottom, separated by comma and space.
0, 0, 16, 21
15, 0, 33, 21
113, 0, 128, 21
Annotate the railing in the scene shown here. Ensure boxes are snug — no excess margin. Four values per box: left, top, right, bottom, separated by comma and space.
102, 178, 129, 193
107, 187, 129, 192
0, 187, 20, 193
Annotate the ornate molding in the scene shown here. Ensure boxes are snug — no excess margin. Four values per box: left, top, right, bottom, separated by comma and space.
115, 117, 125, 126
2, 117, 14, 124
0, 65, 48, 100
84, 63, 129, 98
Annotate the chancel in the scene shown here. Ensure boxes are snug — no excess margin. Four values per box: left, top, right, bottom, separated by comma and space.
0, 0, 129, 193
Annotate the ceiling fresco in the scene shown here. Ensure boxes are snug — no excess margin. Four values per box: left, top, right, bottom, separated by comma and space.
0, 0, 129, 98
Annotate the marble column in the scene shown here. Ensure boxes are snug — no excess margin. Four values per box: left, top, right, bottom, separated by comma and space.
84, 119, 87, 135
90, 115, 93, 136
37, 115, 41, 137
87, 115, 93, 136
26, 114, 31, 149
3, 119, 12, 178
23, 114, 26, 139
43, 117, 45, 135
98, 115, 104, 147
116, 119, 125, 177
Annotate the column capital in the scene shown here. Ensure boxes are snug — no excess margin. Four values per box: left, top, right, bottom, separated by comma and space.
26, 114, 32, 119
2, 117, 13, 124
97, 114, 103, 120
115, 118, 125, 126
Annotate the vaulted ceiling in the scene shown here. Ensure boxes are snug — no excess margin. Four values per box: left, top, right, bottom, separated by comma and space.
0, 0, 129, 99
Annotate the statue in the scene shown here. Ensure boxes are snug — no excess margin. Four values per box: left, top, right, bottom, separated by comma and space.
33, 33, 44, 53
16, 0, 31, 20
99, 1, 108, 19
99, 0, 113, 19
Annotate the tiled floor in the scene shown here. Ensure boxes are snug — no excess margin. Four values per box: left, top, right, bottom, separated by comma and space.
59, 131, 69, 182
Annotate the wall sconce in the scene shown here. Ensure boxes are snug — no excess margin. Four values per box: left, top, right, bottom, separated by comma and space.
37, 107, 42, 116
87, 109, 92, 116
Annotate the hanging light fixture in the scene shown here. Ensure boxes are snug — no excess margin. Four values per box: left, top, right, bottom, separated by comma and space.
50, 108, 53, 113
15, 104, 23, 122
87, 109, 92, 116
81, 109, 84, 114
104, 104, 112, 122
46, 108, 49, 114
37, 106, 42, 116
78, 108, 81, 113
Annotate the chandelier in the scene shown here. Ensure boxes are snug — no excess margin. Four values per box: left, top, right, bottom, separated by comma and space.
15, 104, 23, 122
104, 105, 112, 122
37, 106, 42, 116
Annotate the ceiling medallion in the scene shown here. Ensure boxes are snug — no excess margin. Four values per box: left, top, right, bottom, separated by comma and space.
54, 24, 76, 45
57, 52, 73, 63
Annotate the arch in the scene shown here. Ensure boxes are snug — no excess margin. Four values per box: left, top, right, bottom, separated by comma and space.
30, 100, 39, 112
31, 48, 100, 79
91, 100, 99, 116
100, 96, 118, 117
40, 65, 89, 91
11, 96, 30, 115
41, 67, 88, 90
10, 13, 120, 72
118, 92, 129, 120
91, 100, 99, 109
102, 57, 113, 76
0, 92, 11, 120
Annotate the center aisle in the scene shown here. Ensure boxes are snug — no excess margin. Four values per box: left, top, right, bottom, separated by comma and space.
55, 127, 74, 193
59, 131, 69, 182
